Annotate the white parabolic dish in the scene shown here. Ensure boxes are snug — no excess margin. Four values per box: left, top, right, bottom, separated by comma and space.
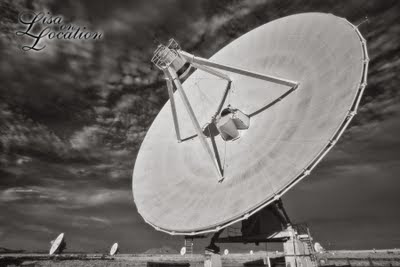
180, 247, 186, 256
132, 13, 368, 235
314, 242, 324, 253
49, 233, 64, 255
110, 242, 119, 256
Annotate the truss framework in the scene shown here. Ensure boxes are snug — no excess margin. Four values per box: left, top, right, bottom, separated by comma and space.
153, 39, 299, 182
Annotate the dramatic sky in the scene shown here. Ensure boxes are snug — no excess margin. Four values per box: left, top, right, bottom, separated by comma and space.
0, 0, 399, 253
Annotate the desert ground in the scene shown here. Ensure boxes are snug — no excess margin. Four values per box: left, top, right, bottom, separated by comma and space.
1, 250, 400, 267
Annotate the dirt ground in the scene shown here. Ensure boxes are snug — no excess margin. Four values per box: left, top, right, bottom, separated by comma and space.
1, 250, 400, 267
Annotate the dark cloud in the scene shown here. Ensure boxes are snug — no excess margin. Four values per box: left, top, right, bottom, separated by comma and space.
0, 0, 399, 253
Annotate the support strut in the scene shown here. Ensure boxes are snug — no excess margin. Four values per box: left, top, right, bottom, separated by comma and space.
163, 70, 182, 142
167, 67, 224, 181
179, 50, 299, 88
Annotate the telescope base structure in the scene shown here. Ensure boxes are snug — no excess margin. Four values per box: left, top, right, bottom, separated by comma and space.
201, 201, 318, 267
200, 226, 317, 267
282, 227, 317, 267
204, 250, 222, 267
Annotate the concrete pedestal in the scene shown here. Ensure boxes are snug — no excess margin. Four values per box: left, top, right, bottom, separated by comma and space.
204, 250, 222, 267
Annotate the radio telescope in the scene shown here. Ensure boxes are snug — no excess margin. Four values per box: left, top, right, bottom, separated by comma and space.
49, 233, 66, 255
133, 12, 368, 267
180, 246, 186, 256
314, 242, 324, 253
110, 243, 119, 256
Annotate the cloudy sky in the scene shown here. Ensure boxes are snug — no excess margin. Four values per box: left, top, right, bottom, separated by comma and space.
0, 0, 399, 253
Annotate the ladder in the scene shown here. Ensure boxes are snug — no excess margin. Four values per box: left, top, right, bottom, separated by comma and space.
304, 228, 318, 267
295, 224, 319, 267
184, 238, 194, 255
